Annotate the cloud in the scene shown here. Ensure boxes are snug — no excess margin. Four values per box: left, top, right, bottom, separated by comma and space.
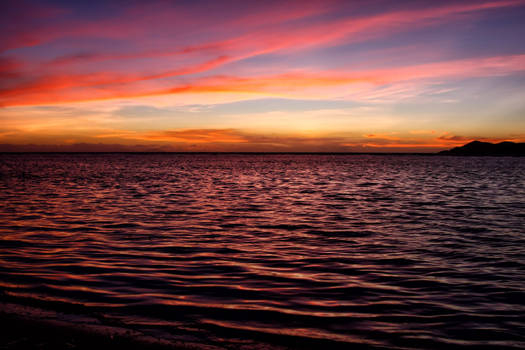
18, 0, 523, 62
146, 129, 250, 144
0, 0, 67, 53
437, 133, 525, 143
3, 53, 524, 107
2, 0, 524, 107
0, 142, 174, 152
1, 0, 335, 54
2, 127, 523, 153
437, 134, 475, 142
409, 130, 436, 135
2, 0, 524, 150
0, 57, 22, 80
143, 128, 349, 148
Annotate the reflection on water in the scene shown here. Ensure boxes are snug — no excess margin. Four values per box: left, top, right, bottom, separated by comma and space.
0, 154, 524, 349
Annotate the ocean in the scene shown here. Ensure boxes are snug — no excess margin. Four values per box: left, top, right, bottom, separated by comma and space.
1, 154, 524, 349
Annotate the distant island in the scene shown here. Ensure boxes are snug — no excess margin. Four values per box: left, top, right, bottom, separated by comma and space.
438, 140, 525, 156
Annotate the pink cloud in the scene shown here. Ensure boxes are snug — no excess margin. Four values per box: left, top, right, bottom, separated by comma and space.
7, 0, 522, 75
2, 53, 525, 106
2, 0, 525, 107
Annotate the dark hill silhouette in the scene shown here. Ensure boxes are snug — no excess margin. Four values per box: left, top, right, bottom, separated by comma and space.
438, 140, 525, 156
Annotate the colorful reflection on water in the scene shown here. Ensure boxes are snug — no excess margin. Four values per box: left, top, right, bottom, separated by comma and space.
0, 154, 524, 349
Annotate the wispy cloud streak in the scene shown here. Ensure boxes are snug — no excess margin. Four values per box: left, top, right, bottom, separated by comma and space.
2, 54, 524, 106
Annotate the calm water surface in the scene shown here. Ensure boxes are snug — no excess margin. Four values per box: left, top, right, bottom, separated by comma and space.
0, 154, 524, 349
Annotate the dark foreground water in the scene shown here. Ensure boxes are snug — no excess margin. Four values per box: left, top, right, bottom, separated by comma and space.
0, 154, 524, 349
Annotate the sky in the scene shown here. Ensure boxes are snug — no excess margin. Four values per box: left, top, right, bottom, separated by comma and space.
1, 0, 525, 152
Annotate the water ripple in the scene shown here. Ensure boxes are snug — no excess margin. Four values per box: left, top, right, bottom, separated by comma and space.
1, 154, 524, 349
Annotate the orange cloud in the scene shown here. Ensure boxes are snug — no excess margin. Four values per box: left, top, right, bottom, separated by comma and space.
146, 129, 250, 144
437, 133, 525, 144
365, 133, 401, 141
2, 53, 525, 107
3, 126, 522, 153
358, 142, 450, 148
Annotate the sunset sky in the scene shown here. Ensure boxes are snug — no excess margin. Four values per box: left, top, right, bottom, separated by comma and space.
1, 0, 525, 152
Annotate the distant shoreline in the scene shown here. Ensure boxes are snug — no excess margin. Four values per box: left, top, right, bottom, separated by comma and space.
0, 151, 523, 156
1, 140, 524, 156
